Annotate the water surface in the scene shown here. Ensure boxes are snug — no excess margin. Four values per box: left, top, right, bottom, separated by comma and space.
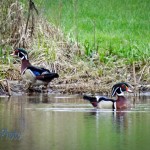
0, 93, 150, 150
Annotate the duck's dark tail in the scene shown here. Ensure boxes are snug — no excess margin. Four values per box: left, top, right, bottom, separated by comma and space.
83, 95, 98, 107
36, 72, 59, 82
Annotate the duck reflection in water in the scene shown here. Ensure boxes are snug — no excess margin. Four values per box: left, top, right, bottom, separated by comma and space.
27, 93, 50, 103
86, 109, 129, 133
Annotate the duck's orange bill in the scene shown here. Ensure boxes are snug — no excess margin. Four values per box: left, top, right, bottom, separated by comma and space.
126, 87, 133, 93
10, 51, 17, 56
10, 52, 15, 56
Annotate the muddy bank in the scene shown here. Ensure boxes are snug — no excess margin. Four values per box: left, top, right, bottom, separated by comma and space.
51, 83, 150, 94
0, 80, 150, 96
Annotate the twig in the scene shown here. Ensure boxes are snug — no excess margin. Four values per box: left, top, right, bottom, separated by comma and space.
0, 79, 11, 96
25, 1, 31, 34
31, 0, 39, 15
0, 80, 5, 88
132, 61, 138, 96
132, 62, 137, 85
25, 0, 38, 34
138, 64, 147, 83
6, 80, 11, 96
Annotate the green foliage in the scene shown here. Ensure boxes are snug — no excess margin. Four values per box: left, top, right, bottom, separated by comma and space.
0, 0, 25, 67
0, 46, 12, 64
0, 46, 12, 79
36, 0, 150, 64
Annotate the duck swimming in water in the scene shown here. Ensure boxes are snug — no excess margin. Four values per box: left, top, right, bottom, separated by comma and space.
83, 82, 133, 110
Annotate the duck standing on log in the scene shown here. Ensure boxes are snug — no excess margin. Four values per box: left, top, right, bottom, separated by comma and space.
11, 48, 59, 89
83, 82, 133, 110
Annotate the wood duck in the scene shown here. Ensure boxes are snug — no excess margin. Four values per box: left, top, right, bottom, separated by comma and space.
11, 48, 59, 89
83, 82, 133, 110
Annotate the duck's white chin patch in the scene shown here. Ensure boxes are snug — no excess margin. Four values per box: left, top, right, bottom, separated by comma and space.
117, 92, 124, 96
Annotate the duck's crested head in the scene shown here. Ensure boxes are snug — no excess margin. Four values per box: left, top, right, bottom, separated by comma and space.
111, 82, 133, 97
11, 48, 29, 60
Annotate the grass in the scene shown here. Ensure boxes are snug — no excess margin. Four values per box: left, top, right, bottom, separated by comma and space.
35, 0, 150, 63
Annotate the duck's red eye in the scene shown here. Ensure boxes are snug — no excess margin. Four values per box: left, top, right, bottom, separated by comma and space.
121, 85, 124, 88
121, 84, 126, 90
14, 50, 19, 54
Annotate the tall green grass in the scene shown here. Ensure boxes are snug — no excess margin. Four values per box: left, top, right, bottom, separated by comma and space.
24, 0, 150, 63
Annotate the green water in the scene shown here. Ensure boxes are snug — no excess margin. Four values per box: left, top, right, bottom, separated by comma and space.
0, 94, 150, 150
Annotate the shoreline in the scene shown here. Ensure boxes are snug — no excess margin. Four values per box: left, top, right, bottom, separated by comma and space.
0, 80, 150, 96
